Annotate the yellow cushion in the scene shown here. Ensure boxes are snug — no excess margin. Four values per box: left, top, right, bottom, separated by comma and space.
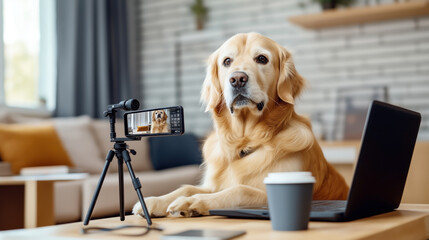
137, 125, 149, 132
0, 124, 73, 174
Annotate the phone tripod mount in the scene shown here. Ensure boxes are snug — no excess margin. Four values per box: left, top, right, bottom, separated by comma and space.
83, 99, 152, 226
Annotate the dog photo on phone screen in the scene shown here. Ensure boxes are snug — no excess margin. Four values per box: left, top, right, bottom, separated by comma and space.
151, 109, 170, 134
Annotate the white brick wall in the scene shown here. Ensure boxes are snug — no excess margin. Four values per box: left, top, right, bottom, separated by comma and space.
137, 0, 429, 140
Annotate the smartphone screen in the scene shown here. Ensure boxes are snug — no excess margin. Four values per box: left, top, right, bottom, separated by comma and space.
124, 106, 184, 137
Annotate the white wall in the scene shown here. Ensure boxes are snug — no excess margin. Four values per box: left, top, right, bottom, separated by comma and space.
137, 0, 429, 140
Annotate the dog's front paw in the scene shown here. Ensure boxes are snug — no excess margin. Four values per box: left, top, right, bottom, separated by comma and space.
132, 196, 170, 218
167, 196, 209, 217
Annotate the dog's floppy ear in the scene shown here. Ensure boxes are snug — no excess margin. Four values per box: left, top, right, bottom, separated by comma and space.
162, 111, 168, 121
201, 50, 222, 112
152, 111, 156, 121
277, 46, 305, 105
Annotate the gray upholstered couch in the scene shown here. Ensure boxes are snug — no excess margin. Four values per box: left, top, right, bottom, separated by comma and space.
0, 111, 202, 224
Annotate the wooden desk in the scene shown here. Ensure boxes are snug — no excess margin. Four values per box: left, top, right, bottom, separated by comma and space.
0, 173, 88, 230
1, 204, 428, 239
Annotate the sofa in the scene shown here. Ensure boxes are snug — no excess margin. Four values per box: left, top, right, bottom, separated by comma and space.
0, 110, 203, 224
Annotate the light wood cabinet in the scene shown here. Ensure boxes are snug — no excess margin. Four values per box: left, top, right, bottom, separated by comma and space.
320, 141, 429, 204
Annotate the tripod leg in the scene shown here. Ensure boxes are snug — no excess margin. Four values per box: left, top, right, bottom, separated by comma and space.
116, 152, 125, 221
122, 150, 152, 226
83, 150, 115, 225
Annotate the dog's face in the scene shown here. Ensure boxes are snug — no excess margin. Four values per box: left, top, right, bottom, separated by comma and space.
152, 110, 167, 123
201, 32, 305, 115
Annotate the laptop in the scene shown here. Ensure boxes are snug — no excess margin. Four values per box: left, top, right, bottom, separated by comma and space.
209, 101, 421, 221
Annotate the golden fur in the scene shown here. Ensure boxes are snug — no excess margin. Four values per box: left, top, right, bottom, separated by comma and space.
133, 32, 349, 218
151, 110, 169, 133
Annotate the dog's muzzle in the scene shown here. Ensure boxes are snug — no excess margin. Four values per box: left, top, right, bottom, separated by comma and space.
229, 96, 265, 114
227, 71, 264, 114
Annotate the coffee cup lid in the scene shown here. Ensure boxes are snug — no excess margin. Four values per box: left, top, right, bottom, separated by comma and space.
264, 171, 315, 184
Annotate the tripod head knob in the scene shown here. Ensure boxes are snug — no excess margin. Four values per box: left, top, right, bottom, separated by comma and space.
130, 149, 137, 155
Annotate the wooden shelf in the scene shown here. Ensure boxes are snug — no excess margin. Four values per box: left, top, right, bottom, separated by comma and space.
289, 1, 429, 29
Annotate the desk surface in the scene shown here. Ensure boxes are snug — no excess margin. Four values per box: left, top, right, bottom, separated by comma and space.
1, 204, 429, 240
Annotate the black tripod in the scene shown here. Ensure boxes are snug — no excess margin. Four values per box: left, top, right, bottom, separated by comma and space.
83, 101, 152, 226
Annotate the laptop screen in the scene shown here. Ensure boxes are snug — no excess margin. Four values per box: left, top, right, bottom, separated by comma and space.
344, 101, 421, 220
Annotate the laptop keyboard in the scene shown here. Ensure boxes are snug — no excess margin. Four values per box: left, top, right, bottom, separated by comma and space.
311, 200, 347, 212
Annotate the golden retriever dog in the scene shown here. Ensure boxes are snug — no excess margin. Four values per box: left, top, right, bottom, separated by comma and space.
133, 32, 349, 218
151, 110, 169, 133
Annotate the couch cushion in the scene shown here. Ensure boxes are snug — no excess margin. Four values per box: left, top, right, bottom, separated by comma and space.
0, 123, 73, 174
0, 108, 51, 124
53, 116, 106, 174
149, 134, 203, 170
81, 165, 202, 219
6, 113, 50, 124
91, 119, 153, 172
0, 110, 10, 123
7, 115, 107, 174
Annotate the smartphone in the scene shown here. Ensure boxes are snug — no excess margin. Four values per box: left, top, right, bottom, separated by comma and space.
161, 229, 246, 240
124, 106, 184, 137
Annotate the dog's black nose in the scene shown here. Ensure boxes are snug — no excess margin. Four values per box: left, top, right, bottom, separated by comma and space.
229, 71, 248, 88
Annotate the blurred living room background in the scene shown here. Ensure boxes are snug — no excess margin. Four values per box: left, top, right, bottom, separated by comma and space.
137, 0, 429, 140
0, 0, 428, 230
0, 0, 428, 140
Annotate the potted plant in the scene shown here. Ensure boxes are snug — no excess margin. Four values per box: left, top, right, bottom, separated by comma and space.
191, 0, 208, 30
312, 0, 355, 10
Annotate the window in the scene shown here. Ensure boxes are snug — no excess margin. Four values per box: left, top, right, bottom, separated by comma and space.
0, 0, 56, 110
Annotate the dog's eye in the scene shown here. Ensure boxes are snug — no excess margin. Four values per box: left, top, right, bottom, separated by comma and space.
223, 58, 232, 67
255, 55, 268, 64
